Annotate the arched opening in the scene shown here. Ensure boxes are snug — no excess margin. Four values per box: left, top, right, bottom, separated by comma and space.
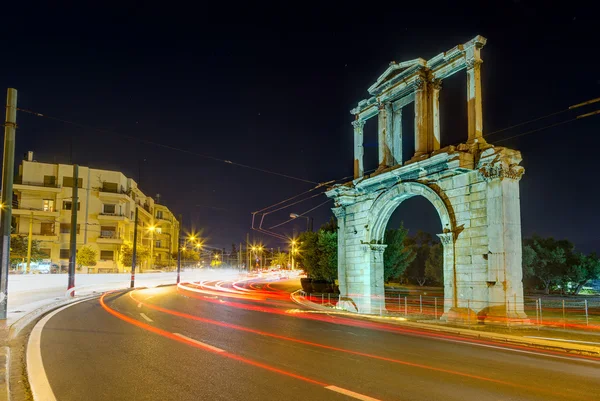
369, 182, 455, 317
384, 196, 443, 319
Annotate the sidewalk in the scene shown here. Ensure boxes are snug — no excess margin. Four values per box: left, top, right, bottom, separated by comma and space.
290, 290, 600, 357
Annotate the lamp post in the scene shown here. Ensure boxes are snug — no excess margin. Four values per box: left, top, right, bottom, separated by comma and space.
290, 213, 313, 232
290, 239, 297, 270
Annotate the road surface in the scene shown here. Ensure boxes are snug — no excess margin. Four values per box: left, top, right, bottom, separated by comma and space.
31, 279, 600, 401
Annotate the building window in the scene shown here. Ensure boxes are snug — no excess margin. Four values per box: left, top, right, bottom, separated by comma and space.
155, 227, 162, 234
43, 175, 56, 187
103, 204, 116, 214
62, 176, 83, 188
100, 250, 114, 260
100, 226, 116, 238
40, 222, 54, 235
156, 211, 163, 219
60, 223, 80, 234
130, 211, 134, 219
59, 249, 70, 259
62, 201, 80, 211
40, 248, 51, 258
43, 199, 55, 212
155, 240, 162, 248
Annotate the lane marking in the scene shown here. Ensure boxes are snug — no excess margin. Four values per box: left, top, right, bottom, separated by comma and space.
326, 385, 382, 401
137, 302, 142, 308
140, 313, 153, 322
173, 333, 225, 353
524, 336, 600, 346
27, 298, 93, 401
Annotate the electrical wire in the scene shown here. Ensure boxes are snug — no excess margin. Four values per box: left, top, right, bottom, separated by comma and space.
16, 108, 318, 185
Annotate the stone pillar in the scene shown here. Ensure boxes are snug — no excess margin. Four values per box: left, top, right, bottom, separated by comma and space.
360, 244, 386, 314
466, 58, 485, 145
480, 149, 527, 321
392, 109, 402, 165
431, 79, 442, 151
413, 77, 429, 158
385, 102, 396, 166
377, 103, 392, 168
352, 119, 365, 179
332, 207, 347, 296
437, 232, 456, 314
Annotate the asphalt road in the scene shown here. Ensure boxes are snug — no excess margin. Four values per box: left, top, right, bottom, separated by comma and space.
35, 281, 600, 401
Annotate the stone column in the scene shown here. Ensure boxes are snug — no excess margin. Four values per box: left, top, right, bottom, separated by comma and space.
466, 58, 485, 144
431, 79, 442, 151
385, 102, 396, 166
332, 207, 347, 296
352, 119, 365, 179
392, 109, 402, 165
365, 244, 386, 314
480, 149, 527, 321
413, 77, 429, 158
377, 103, 392, 169
437, 232, 456, 314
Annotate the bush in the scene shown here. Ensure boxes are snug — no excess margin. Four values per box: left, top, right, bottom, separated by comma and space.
300, 277, 313, 293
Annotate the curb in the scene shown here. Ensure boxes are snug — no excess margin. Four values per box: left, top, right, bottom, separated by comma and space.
292, 292, 600, 357
8, 293, 102, 341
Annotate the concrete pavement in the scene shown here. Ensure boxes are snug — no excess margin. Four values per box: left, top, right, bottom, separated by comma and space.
28, 285, 600, 401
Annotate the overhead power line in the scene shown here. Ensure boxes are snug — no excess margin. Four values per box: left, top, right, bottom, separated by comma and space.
16, 108, 318, 185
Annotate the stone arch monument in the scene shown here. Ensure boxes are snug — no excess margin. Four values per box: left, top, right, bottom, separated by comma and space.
326, 36, 527, 322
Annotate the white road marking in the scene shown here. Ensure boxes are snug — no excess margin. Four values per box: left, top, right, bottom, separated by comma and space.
140, 313, 153, 322
524, 336, 600, 346
326, 385, 382, 401
137, 302, 142, 308
27, 298, 92, 401
173, 333, 225, 353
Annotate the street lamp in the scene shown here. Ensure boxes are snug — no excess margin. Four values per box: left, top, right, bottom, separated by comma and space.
290, 213, 313, 232
290, 239, 297, 270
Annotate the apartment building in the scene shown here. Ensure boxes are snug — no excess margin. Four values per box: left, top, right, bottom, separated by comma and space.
12, 152, 180, 272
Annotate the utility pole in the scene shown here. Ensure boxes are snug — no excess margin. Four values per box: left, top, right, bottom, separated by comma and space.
26, 212, 33, 274
0, 88, 17, 319
130, 207, 139, 288
67, 165, 79, 295
239, 242, 242, 270
176, 214, 182, 284
246, 233, 250, 271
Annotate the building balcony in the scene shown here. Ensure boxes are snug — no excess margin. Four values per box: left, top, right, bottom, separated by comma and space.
97, 231, 124, 244
137, 204, 152, 218
12, 206, 59, 218
32, 233, 59, 242
98, 188, 130, 202
98, 213, 129, 222
13, 232, 59, 242
13, 179, 61, 193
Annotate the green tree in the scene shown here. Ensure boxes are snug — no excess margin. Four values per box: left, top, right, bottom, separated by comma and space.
317, 230, 337, 281
271, 252, 289, 268
425, 243, 443, 284
383, 225, 415, 282
121, 244, 150, 267
9, 235, 47, 271
76, 246, 97, 271
523, 236, 568, 294
296, 231, 319, 276
404, 230, 436, 286
567, 252, 600, 295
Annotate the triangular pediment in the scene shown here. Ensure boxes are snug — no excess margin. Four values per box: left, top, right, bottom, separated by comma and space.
367, 58, 426, 95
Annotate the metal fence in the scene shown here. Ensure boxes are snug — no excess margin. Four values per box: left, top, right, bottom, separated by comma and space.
299, 291, 600, 330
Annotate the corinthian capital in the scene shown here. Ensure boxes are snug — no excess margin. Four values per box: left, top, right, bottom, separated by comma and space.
352, 119, 366, 130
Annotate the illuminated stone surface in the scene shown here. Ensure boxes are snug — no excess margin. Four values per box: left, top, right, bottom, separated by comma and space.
327, 36, 527, 322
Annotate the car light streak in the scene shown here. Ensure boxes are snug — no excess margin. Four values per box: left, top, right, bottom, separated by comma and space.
100, 293, 381, 401
129, 291, 573, 397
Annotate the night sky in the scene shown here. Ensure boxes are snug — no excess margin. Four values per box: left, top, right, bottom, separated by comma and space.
1, 3, 598, 253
